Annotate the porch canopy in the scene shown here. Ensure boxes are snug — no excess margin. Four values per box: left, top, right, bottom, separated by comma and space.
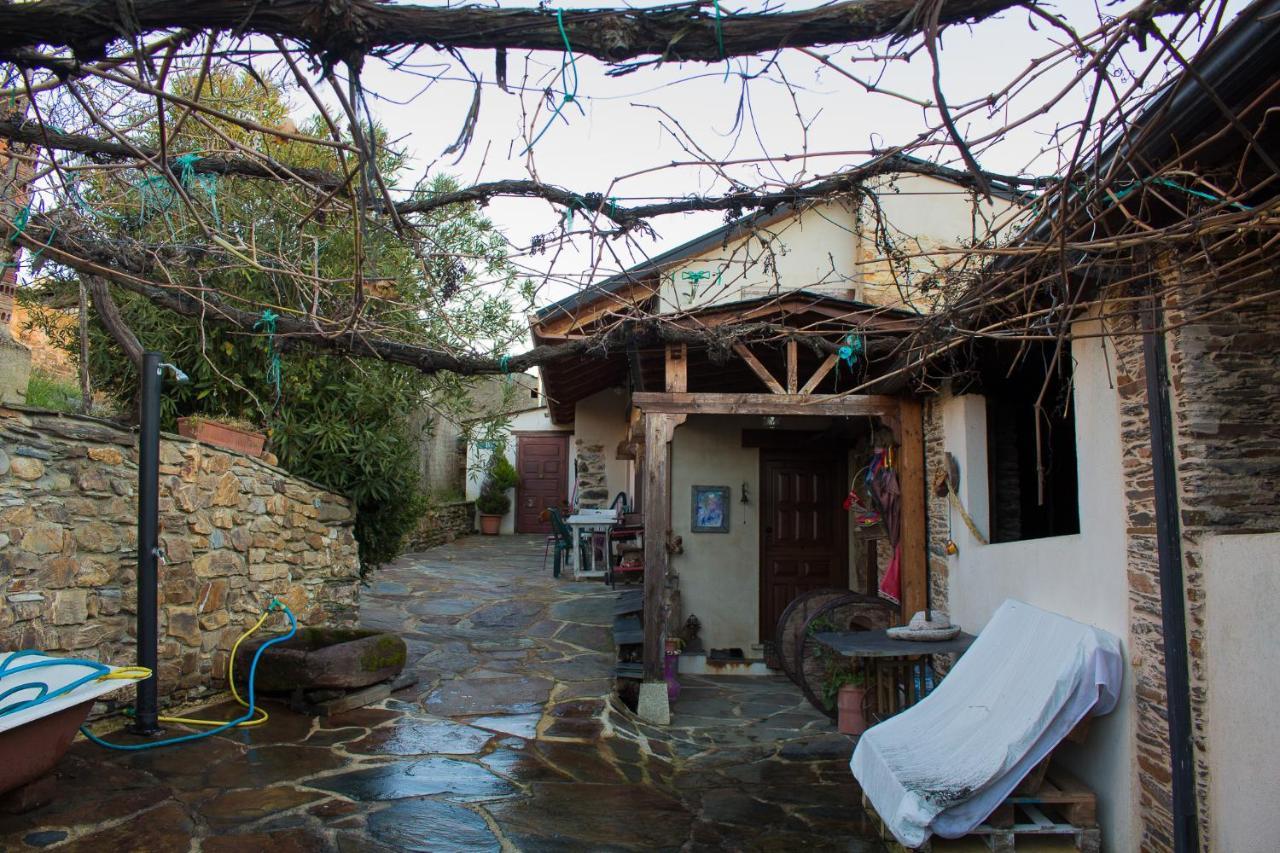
532, 288, 932, 691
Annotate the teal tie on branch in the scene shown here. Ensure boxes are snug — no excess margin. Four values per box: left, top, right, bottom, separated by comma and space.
520, 9, 582, 155
174, 153, 221, 226
254, 309, 283, 406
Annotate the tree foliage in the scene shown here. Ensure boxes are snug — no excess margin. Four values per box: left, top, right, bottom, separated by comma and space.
27, 71, 530, 572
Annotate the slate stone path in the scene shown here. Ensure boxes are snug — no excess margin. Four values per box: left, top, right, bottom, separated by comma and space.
3, 536, 883, 852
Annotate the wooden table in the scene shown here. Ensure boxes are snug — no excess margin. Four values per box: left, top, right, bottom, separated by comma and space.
814, 628, 976, 721
565, 510, 618, 579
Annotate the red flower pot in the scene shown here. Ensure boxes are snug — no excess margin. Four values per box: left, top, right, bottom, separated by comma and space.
837, 683, 869, 735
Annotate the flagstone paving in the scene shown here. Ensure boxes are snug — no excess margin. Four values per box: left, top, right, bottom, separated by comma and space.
3, 535, 883, 852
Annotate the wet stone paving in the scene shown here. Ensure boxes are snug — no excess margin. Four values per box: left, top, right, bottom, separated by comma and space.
4, 536, 883, 851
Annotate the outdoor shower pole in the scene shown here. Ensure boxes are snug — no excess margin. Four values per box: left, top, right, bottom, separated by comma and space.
130, 351, 163, 735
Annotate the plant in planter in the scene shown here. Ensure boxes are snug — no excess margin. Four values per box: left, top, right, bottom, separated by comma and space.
177, 414, 268, 458
475, 454, 519, 534
824, 664, 870, 736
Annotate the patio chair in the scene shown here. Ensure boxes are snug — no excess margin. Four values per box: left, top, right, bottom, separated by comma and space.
543, 508, 576, 578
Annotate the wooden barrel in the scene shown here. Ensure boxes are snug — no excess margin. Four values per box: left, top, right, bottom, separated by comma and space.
795, 593, 895, 718
774, 588, 851, 687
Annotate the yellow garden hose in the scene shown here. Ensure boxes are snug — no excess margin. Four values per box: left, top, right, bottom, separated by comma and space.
156, 607, 276, 728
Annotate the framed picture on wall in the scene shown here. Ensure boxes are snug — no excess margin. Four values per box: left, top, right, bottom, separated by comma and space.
691, 485, 731, 533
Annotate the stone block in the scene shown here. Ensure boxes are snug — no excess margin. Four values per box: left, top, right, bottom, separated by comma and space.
86, 446, 124, 466
194, 550, 245, 578
73, 521, 121, 553
9, 456, 43, 481
20, 523, 65, 555
46, 556, 79, 587
211, 472, 241, 507
166, 607, 201, 645
50, 589, 89, 625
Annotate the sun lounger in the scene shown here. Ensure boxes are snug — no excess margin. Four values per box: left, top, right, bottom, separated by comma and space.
851, 599, 1123, 849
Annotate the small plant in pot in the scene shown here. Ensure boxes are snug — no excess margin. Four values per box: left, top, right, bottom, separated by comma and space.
475, 454, 519, 535
824, 664, 870, 736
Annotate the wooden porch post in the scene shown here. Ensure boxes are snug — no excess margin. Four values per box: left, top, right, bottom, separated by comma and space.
639, 411, 681, 723
896, 397, 928, 623
637, 346, 689, 723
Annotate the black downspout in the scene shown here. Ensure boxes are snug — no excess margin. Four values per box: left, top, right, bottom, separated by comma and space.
130, 351, 163, 736
1142, 301, 1199, 853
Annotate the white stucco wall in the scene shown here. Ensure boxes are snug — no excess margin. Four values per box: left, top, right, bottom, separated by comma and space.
465, 406, 571, 534
671, 416, 763, 653
656, 201, 861, 313
1201, 531, 1280, 853
939, 319, 1138, 852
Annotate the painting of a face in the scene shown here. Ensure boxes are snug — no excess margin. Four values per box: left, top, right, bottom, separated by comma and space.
692, 486, 730, 532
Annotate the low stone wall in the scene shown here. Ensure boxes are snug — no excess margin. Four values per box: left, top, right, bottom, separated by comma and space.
0, 406, 361, 710
409, 499, 475, 550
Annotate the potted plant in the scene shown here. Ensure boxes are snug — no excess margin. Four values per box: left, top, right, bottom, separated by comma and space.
825, 665, 870, 736
177, 414, 267, 458
475, 454, 519, 535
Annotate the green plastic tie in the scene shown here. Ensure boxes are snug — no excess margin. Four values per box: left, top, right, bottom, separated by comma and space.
254, 309, 283, 406
520, 9, 580, 155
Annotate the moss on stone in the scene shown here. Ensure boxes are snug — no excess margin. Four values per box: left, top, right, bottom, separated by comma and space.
360, 634, 407, 672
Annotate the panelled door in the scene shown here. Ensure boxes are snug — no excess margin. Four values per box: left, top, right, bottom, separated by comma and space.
515, 433, 570, 534
759, 449, 848, 641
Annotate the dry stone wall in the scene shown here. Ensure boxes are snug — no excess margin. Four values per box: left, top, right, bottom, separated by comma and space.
0, 406, 361, 711
409, 499, 475, 550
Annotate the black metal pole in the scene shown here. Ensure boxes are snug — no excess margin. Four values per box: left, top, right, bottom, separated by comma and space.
1142, 301, 1199, 853
130, 351, 163, 735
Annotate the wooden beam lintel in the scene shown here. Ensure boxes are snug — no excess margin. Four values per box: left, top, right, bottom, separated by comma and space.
632, 391, 901, 418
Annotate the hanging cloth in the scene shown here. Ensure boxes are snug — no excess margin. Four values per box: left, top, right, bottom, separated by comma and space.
865, 448, 903, 604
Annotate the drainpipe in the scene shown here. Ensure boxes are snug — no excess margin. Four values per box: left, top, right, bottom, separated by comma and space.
1141, 300, 1199, 853
130, 351, 163, 735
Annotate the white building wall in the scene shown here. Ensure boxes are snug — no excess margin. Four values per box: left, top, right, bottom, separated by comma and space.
1200, 531, 1280, 853
939, 318, 1138, 852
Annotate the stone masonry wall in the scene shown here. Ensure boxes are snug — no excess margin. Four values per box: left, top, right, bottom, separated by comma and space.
409, 499, 475, 550
0, 407, 361, 711
574, 439, 608, 507
923, 397, 950, 616
1112, 263, 1280, 851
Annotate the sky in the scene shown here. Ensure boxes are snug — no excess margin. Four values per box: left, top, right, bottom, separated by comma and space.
301, 0, 1237, 312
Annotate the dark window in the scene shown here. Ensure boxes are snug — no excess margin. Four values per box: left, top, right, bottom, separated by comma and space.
984, 345, 1080, 543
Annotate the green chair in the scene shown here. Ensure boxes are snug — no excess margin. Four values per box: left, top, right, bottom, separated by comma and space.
545, 508, 575, 578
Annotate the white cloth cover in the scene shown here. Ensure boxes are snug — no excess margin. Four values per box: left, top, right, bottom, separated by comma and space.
850, 599, 1123, 848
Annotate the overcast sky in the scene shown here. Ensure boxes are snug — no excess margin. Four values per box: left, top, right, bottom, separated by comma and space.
333, 0, 1239, 309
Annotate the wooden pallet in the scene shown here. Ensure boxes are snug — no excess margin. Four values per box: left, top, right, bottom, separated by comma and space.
864, 764, 1100, 853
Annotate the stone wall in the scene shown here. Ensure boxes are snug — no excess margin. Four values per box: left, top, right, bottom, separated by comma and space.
409, 500, 475, 550
0, 407, 361, 711
574, 439, 609, 507
923, 397, 950, 615
1112, 263, 1280, 851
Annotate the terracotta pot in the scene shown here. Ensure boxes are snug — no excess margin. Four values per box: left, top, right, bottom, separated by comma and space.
478, 514, 502, 535
177, 417, 266, 458
837, 683, 869, 735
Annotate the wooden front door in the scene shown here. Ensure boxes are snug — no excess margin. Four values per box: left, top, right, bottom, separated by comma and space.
515, 433, 569, 534
759, 449, 849, 641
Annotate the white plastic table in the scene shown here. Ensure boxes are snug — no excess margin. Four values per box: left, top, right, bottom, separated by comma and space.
565, 509, 618, 579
